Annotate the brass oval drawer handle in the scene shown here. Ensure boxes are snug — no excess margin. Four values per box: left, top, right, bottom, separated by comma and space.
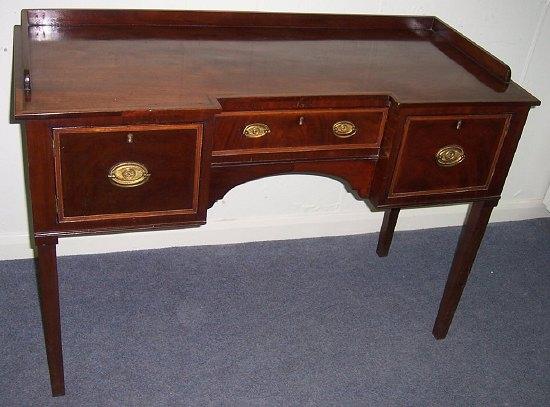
435, 145, 466, 167
243, 123, 270, 138
332, 120, 357, 138
108, 161, 150, 187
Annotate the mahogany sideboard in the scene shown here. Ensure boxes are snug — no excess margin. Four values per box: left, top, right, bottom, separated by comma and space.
11, 9, 540, 396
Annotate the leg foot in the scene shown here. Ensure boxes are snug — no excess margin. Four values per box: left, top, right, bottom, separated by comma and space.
432, 200, 497, 339
36, 241, 65, 396
376, 208, 400, 257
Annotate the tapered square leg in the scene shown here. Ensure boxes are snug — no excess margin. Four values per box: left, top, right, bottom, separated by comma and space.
432, 200, 497, 339
376, 208, 400, 257
36, 241, 65, 396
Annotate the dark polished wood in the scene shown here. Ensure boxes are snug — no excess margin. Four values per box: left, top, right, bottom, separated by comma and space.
209, 159, 376, 207
13, 12, 539, 121
433, 200, 498, 339
53, 124, 204, 221
389, 114, 510, 197
370, 105, 533, 208
431, 18, 511, 83
376, 208, 400, 257
11, 9, 540, 396
35, 240, 65, 396
213, 108, 386, 162
24, 9, 433, 30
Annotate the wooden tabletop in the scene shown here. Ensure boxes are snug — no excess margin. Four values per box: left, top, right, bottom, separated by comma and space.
13, 10, 540, 119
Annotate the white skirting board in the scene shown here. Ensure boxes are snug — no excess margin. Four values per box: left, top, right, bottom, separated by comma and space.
0, 199, 548, 261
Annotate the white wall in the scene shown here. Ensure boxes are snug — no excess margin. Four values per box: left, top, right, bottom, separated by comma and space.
1, 0, 549, 260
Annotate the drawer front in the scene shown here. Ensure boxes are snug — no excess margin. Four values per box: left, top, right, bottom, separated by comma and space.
53, 124, 203, 222
389, 114, 511, 197
213, 108, 386, 158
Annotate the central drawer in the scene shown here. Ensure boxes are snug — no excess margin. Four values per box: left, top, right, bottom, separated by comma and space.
213, 108, 387, 162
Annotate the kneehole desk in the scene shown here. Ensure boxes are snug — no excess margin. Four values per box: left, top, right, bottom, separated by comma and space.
12, 9, 540, 396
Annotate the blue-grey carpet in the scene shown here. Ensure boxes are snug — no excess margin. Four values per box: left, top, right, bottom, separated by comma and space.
1, 218, 549, 406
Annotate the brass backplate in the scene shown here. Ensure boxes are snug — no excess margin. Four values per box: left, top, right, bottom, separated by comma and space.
332, 121, 357, 138
107, 161, 150, 187
435, 145, 466, 167
243, 123, 270, 138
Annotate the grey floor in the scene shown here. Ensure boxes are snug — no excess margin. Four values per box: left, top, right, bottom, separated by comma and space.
0, 218, 549, 406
